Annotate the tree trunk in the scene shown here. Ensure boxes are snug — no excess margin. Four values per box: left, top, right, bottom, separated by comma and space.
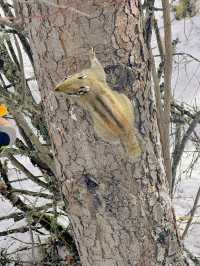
18, 1, 187, 265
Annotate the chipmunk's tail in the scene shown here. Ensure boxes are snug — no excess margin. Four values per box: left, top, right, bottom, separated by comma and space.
121, 130, 142, 158
127, 141, 141, 158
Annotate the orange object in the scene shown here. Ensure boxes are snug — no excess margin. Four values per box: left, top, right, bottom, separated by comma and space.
0, 104, 8, 117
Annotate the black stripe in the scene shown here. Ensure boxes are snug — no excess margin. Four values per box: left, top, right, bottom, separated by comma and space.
95, 95, 124, 130
90, 101, 108, 122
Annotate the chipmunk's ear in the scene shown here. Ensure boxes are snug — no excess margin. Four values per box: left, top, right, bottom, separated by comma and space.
89, 48, 106, 83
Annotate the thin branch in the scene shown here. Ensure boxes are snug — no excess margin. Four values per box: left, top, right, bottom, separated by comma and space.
10, 111, 55, 175
0, 147, 34, 157
182, 184, 200, 239
173, 52, 200, 63
5, 37, 20, 70
150, 49, 166, 159
34, 202, 54, 211
0, 0, 23, 30
0, 226, 30, 236
27, 216, 37, 265
154, 52, 200, 64
183, 246, 200, 265
0, 162, 76, 252
7, 154, 49, 190
0, 0, 33, 63
172, 102, 197, 120
7, 243, 47, 256
153, 17, 164, 61
0, 212, 24, 222
161, 0, 173, 190
12, 35, 37, 105
12, 188, 53, 199
153, 7, 163, 11
0, 26, 18, 34
13, 34, 26, 101
153, 17, 164, 80
9, 177, 29, 183
14, 139, 54, 174
144, 0, 155, 49
0, 145, 54, 178
172, 111, 200, 191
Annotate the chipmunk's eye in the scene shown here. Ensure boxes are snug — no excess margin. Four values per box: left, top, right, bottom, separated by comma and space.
78, 86, 90, 95
67, 86, 90, 96
61, 75, 71, 82
78, 74, 87, 79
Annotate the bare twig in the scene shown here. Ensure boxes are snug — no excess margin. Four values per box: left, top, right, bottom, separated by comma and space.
154, 52, 200, 64
183, 246, 200, 265
0, 226, 30, 236
0, 0, 33, 63
13, 34, 27, 102
172, 111, 200, 191
7, 154, 50, 190
5, 37, 20, 70
27, 216, 37, 265
0, 161, 75, 250
153, 17, 165, 80
0, 212, 24, 222
150, 49, 166, 158
7, 243, 47, 256
12, 188, 53, 199
173, 52, 200, 63
10, 111, 55, 175
144, 0, 155, 48
161, 0, 173, 190
182, 184, 200, 239
172, 102, 197, 120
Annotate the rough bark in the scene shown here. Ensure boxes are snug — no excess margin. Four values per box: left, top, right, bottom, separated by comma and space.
18, 1, 187, 265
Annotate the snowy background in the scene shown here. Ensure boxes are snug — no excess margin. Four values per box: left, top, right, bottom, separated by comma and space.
153, 0, 200, 259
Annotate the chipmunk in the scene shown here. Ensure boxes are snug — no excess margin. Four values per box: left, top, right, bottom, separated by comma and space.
55, 49, 141, 158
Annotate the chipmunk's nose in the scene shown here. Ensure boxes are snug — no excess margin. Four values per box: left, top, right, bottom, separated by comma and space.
54, 85, 59, 91
54, 82, 64, 92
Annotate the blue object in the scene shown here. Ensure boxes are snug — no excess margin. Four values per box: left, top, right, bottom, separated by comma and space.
0, 132, 10, 146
